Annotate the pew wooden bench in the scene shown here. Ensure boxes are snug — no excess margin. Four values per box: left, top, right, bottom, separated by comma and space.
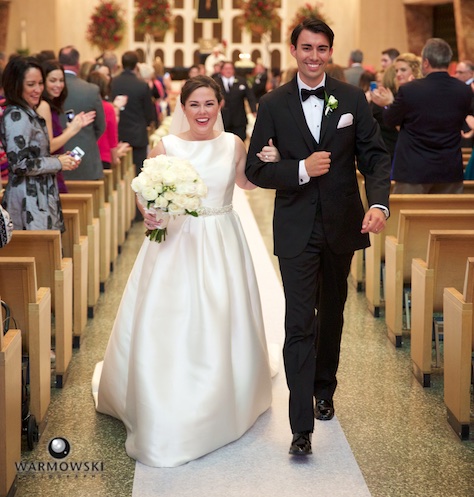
60, 193, 100, 316
113, 160, 127, 250
0, 320, 21, 497
64, 181, 111, 291
365, 194, 474, 317
0, 231, 73, 388
62, 209, 88, 345
0, 258, 51, 425
463, 180, 474, 194
411, 230, 474, 387
385, 209, 474, 347
103, 169, 118, 270
443, 257, 474, 440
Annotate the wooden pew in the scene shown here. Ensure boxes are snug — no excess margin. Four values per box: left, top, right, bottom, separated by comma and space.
365, 194, 474, 317
103, 169, 118, 270
60, 193, 100, 316
411, 230, 474, 387
64, 181, 111, 291
121, 149, 136, 229
0, 231, 73, 388
385, 209, 474, 347
0, 294, 22, 497
0, 258, 51, 425
62, 209, 88, 345
463, 180, 474, 194
443, 257, 474, 440
113, 159, 127, 250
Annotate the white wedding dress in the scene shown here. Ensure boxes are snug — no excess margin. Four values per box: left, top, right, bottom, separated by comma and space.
92, 132, 273, 468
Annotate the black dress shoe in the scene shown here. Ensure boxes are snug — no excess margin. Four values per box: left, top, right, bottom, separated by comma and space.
314, 399, 335, 421
289, 431, 312, 456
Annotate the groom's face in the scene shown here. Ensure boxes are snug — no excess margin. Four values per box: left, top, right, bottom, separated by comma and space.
290, 29, 333, 88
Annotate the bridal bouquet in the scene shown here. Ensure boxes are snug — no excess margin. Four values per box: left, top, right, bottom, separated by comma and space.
131, 155, 207, 242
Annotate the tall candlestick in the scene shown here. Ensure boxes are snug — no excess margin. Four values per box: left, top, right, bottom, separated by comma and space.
20, 20, 27, 51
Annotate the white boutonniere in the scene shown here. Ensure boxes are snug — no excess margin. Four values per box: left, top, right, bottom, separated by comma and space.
324, 93, 338, 116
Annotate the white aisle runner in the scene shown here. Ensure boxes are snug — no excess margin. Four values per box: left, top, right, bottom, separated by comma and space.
132, 188, 371, 497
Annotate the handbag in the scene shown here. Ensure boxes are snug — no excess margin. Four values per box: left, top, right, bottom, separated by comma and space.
0, 204, 13, 248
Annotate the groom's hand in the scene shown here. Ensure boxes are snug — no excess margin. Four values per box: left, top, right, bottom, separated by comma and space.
305, 151, 331, 177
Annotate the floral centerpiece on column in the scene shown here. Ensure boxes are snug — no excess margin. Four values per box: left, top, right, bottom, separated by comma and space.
134, 0, 173, 38
86, 0, 126, 51
240, 0, 281, 36
287, 2, 331, 36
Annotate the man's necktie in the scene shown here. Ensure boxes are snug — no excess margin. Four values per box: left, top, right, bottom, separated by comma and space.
301, 87, 326, 102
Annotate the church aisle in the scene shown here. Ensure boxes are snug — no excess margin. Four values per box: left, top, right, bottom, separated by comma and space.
12, 188, 474, 497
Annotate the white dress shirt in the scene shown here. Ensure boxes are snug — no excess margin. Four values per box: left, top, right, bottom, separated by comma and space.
297, 73, 326, 185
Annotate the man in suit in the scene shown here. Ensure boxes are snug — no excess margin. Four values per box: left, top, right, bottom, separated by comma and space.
58, 46, 106, 180
246, 19, 391, 456
343, 49, 364, 86
382, 38, 472, 194
111, 51, 156, 178
215, 61, 257, 141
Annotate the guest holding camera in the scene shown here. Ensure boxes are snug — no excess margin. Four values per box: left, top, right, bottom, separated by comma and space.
0, 56, 79, 232
36, 59, 95, 192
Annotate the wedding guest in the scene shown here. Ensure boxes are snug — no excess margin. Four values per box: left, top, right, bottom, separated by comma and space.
87, 70, 129, 169
378, 39, 472, 193
36, 59, 95, 192
0, 56, 79, 231
92, 75, 280, 467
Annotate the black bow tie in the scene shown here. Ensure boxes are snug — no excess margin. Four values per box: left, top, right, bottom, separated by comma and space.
301, 87, 325, 102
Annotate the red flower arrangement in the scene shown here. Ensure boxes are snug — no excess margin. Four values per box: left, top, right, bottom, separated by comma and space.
287, 2, 331, 36
134, 0, 173, 37
240, 0, 281, 35
86, 1, 126, 51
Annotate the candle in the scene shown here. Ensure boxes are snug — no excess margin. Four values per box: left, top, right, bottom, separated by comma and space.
20, 20, 27, 51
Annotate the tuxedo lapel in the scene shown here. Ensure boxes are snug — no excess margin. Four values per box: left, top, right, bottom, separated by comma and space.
286, 79, 318, 151
319, 76, 336, 145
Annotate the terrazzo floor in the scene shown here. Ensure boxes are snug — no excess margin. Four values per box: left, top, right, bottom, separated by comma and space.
12, 188, 474, 497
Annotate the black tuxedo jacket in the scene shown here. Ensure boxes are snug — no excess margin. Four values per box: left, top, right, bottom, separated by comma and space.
384, 72, 472, 184
215, 75, 257, 129
111, 70, 156, 148
246, 75, 391, 258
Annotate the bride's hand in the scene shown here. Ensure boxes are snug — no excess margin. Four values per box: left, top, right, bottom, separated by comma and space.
144, 208, 169, 230
257, 138, 281, 163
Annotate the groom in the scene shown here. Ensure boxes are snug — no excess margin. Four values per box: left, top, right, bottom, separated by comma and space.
246, 19, 391, 455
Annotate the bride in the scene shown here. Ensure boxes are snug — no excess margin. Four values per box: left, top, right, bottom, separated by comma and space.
92, 75, 280, 468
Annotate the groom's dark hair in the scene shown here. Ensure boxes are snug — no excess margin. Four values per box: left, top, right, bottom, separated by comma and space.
291, 18, 334, 49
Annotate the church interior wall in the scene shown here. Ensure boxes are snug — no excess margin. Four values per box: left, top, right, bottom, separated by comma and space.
3, 0, 425, 75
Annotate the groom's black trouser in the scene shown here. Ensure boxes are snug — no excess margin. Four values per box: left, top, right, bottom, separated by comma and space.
278, 214, 353, 434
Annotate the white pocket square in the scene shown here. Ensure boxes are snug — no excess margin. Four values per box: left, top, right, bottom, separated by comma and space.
337, 113, 354, 129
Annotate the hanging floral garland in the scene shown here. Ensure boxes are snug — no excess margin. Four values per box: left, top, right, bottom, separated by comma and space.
287, 2, 331, 36
134, 0, 173, 37
240, 0, 281, 36
86, 0, 126, 51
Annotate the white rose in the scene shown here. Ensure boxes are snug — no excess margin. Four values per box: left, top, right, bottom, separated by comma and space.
141, 186, 159, 202
154, 196, 169, 209
163, 190, 176, 201
168, 203, 185, 215
162, 169, 178, 185
195, 182, 208, 197
183, 197, 200, 211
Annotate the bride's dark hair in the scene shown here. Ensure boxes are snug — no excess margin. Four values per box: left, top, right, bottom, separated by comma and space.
180, 75, 223, 105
